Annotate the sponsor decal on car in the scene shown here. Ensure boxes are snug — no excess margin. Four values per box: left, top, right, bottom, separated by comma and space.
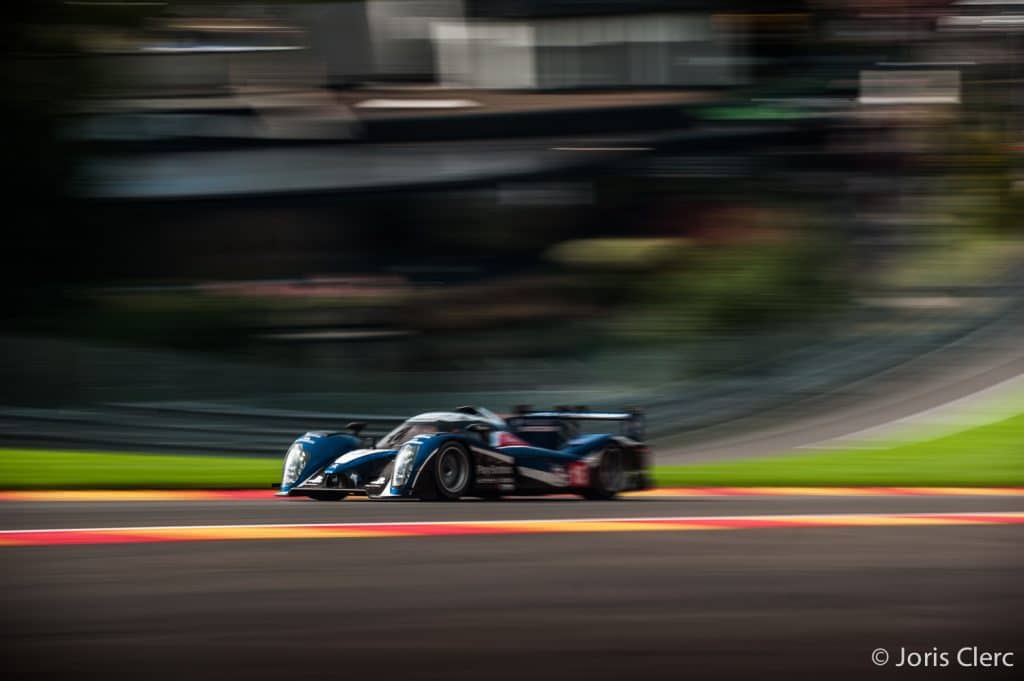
476, 462, 515, 487
477, 463, 514, 477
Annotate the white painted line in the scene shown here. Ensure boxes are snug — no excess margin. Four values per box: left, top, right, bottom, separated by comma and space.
354, 99, 480, 109
801, 372, 1024, 449
550, 146, 652, 152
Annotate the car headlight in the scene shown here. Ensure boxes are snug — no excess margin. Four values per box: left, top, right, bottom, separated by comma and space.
392, 443, 418, 487
282, 444, 308, 487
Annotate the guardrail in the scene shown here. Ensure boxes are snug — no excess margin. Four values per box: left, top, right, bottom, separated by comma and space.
3, 277, 1023, 457
0, 405, 405, 456
0, 311, 1009, 457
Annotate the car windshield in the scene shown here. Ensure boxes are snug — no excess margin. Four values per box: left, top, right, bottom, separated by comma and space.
376, 422, 438, 449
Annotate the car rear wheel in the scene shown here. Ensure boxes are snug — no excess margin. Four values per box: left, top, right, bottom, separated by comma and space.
434, 443, 472, 500
581, 447, 627, 500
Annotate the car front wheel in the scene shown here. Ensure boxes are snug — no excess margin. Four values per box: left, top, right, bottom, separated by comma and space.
434, 443, 472, 500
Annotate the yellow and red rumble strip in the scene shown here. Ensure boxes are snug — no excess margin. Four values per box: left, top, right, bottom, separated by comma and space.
626, 486, 1024, 497
0, 490, 279, 502
2, 512, 1023, 547
1, 487, 1023, 502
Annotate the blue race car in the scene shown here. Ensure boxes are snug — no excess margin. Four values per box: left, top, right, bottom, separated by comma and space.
277, 406, 651, 501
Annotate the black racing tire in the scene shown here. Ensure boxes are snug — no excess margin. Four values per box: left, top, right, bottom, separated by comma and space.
581, 447, 627, 501
433, 443, 473, 501
305, 491, 349, 501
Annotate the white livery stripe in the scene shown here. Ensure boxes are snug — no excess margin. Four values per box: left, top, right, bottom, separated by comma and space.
517, 466, 568, 487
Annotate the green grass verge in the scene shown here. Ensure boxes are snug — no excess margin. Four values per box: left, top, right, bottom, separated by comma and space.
0, 410, 1021, 490
654, 411, 1024, 488
0, 450, 281, 490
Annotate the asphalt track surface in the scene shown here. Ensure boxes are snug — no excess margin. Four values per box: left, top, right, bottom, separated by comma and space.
2, 493, 1021, 681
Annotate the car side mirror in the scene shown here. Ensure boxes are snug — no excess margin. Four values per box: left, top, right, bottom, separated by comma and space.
466, 423, 492, 435
345, 421, 366, 436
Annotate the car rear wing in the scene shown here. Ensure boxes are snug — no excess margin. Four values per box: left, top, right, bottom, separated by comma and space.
507, 406, 645, 441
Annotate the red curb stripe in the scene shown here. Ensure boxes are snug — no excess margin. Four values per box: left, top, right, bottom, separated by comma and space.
1, 531, 165, 546
2, 487, 1024, 502
3, 513, 1023, 547
689, 487, 764, 496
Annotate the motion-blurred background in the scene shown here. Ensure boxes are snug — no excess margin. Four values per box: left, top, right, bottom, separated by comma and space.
2, 0, 1022, 458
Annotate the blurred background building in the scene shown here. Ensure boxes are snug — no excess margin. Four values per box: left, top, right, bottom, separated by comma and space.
0, 0, 1021, 453
433, 0, 746, 89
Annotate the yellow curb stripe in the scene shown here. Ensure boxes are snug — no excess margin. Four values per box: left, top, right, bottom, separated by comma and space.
2, 512, 1022, 547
